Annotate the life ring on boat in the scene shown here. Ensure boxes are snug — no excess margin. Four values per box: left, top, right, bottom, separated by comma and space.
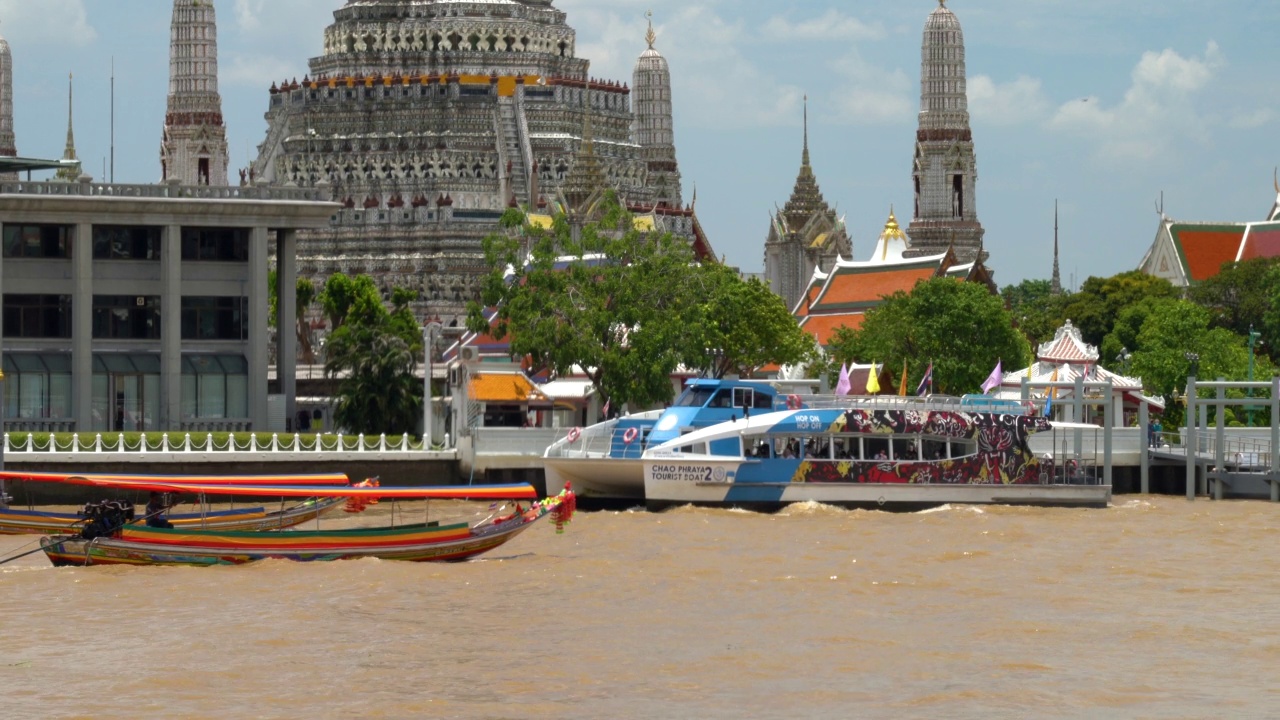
566, 427, 581, 443
622, 427, 639, 445
786, 394, 802, 410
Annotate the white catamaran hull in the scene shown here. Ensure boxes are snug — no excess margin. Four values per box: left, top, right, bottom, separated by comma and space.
543, 456, 645, 501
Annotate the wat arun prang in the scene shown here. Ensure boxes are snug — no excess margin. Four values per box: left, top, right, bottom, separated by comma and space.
252, 0, 693, 324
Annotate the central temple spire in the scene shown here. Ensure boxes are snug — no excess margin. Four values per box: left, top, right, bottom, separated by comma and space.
906, 0, 985, 263
161, 0, 228, 185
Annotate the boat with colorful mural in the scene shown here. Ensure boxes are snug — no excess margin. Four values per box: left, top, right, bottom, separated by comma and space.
0, 472, 355, 535
35, 479, 575, 567
641, 399, 1111, 511
542, 378, 791, 501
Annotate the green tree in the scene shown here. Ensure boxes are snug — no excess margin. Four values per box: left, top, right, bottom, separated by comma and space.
1001, 278, 1070, 349
690, 263, 816, 378
1264, 265, 1280, 362
470, 194, 800, 409
321, 273, 422, 434
1060, 271, 1181, 347
1188, 256, 1280, 344
828, 278, 1030, 395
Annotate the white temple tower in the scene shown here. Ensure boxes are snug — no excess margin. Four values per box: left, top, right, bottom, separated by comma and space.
0, 26, 16, 174
632, 13, 682, 208
907, 0, 985, 262
161, 0, 228, 186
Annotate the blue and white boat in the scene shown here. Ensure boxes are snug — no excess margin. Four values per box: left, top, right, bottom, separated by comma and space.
641, 398, 1111, 511
542, 378, 792, 501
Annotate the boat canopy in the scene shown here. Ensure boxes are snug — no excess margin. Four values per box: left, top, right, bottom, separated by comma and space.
0, 471, 353, 487
46, 476, 539, 500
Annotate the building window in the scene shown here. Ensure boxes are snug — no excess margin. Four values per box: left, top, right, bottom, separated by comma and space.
181, 354, 249, 420
92, 226, 162, 260
3, 294, 72, 338
2, 224, 72, 258
91, 354, 161, 432
93, 295, 161, 339
1, 353, 73, 421
182, 296, 248, 340
181, 227, 250, 261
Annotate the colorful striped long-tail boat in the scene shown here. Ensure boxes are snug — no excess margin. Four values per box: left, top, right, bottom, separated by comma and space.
0, 472, 354, 535
37, 482, 575, 567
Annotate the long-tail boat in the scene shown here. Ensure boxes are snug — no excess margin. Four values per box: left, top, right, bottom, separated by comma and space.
0, 471, 354, 535
37, 479, 575, 567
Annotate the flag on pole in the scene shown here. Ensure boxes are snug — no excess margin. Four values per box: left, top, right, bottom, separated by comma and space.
602, 398, 611, 418
898, 360, 909, 396
866, 361, 881, 394
834, 363, 852, 396
1043, 367, 1059, 417
915, 362, 933, 396
980, 360, 1003, 394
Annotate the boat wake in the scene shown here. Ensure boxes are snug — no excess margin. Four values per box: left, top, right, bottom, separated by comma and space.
915, 504, 985, 515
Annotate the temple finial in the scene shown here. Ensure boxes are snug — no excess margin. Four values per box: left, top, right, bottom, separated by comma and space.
645, 11, 656, 49
802, 95, 810, 167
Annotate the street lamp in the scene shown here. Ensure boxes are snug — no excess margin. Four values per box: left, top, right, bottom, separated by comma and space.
1247, 325, 1263, 427
423, 321, 442, 448
1116, 347, 1132, 375
1184, 351, 1200, 379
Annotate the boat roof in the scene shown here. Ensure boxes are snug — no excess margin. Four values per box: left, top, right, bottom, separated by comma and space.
6, 473, 538, 500
0, 471, 353, 486
645, 409, 810, 454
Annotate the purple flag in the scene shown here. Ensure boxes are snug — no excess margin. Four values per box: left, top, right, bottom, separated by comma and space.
980, 360, 1003, 394
834, 362, 852, 396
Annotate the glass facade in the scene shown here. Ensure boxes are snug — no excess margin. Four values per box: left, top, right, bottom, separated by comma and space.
92, 226, 162, 260
2, 224, 73, 258
93, 295, 162, 339
1, 353, 73, 421
181, 296, 248, 340
181, 354, 248, 420
181, 227, 249, 261
90, 354, 161, 432
3, 294, 72, 338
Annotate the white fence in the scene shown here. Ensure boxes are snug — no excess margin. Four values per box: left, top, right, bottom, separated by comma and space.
2, 432, 451, 455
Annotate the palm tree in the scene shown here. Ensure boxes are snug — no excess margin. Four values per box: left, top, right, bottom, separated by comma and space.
326, 326, 422, 436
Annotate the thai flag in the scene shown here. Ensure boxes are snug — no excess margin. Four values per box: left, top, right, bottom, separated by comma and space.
915, 362, 933, 396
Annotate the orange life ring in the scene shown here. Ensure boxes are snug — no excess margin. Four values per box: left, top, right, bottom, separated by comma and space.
566, 427, 581, 443
622, 427, 639, 445
786, 394, 802, 410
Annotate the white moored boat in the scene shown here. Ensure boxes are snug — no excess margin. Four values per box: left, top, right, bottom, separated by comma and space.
642, 398, 1111, 511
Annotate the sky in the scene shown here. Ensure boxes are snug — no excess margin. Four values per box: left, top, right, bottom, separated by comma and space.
2, 0, 1277, 289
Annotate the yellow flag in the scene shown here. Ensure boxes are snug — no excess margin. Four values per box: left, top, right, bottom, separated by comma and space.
1047, 366, 1059, 399
898, 359, 909, 396
866, 361, 881, 394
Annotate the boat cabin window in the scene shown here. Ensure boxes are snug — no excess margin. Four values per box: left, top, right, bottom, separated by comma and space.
707, 390, 734, 408
923, 439, 948, 459
865, 437, 890, 461
832, 436, 862, 459
731, 388, 753, 409
950, 439, 972, 458
893, 439, 918, 461
675, 387, 716, 407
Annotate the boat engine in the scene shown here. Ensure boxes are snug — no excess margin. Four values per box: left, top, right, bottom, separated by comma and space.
78, 500, 136, 540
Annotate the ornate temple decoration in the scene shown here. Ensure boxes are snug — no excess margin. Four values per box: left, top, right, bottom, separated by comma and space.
631, 12, 682, 208
0, 25, 16, 179
55, 74, 79, 182
252, 0, 699, 322
763, 100, 852, 312
907, 0, 985, 263
161, 0, 229, 186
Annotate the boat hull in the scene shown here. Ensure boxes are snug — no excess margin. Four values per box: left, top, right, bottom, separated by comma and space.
0, 497, 345, 535
543, 456, 644, 501
39, 514, 542, 567
645, 474, 1111, 511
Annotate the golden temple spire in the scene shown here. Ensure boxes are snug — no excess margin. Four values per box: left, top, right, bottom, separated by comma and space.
802, 95, 810, 168
645, 10, 656, 50
56, 73, 80, 181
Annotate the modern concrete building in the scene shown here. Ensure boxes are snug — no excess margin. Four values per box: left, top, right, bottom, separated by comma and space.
1, 173, 337, 433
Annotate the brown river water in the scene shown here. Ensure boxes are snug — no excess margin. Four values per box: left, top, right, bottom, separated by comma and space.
3, 497, 1280, 719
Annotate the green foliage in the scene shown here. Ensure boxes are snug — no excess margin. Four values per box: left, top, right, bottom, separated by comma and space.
1002, 278, 1070, 349
1187, 257, 1280, 349
828, 278, 1030, 395
1060, 271, 1181, 347
319, 273, 423, 435
1260, 265, 1280, 363
469, 193, 810, 408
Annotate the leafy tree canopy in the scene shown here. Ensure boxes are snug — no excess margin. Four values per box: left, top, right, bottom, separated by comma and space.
1060, 271, 1180, 347
828, 278, 1030, 395
468, 193, 812, 409
1187, 256, 1280, 348
1001, 278, 1070, 349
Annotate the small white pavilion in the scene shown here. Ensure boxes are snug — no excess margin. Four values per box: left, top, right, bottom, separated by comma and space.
996, 321, 1164, 423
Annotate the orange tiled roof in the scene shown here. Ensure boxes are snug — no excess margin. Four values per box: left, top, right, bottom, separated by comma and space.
469, 373, 550, 404
1171, 225, 1246, 282
1241, 224, 1280, 261
799, 312, 865, 346
812, 265, 937, 309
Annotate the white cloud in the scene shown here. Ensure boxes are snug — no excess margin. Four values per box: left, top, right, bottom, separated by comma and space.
0, 0, 95, 45
828, 51, 913, 125
1050, 42, 1225, 161
968, 75, 1050, 126
761, 10, 884, 42
1229, 108, 1275, 130
222, 54, 300, 89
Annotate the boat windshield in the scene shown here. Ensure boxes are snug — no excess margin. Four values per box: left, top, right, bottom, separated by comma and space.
674, 388, 717, 407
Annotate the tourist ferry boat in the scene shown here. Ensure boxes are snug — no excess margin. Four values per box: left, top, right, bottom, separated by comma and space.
542, 378, 789, 501
641, 398, 1111, 511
